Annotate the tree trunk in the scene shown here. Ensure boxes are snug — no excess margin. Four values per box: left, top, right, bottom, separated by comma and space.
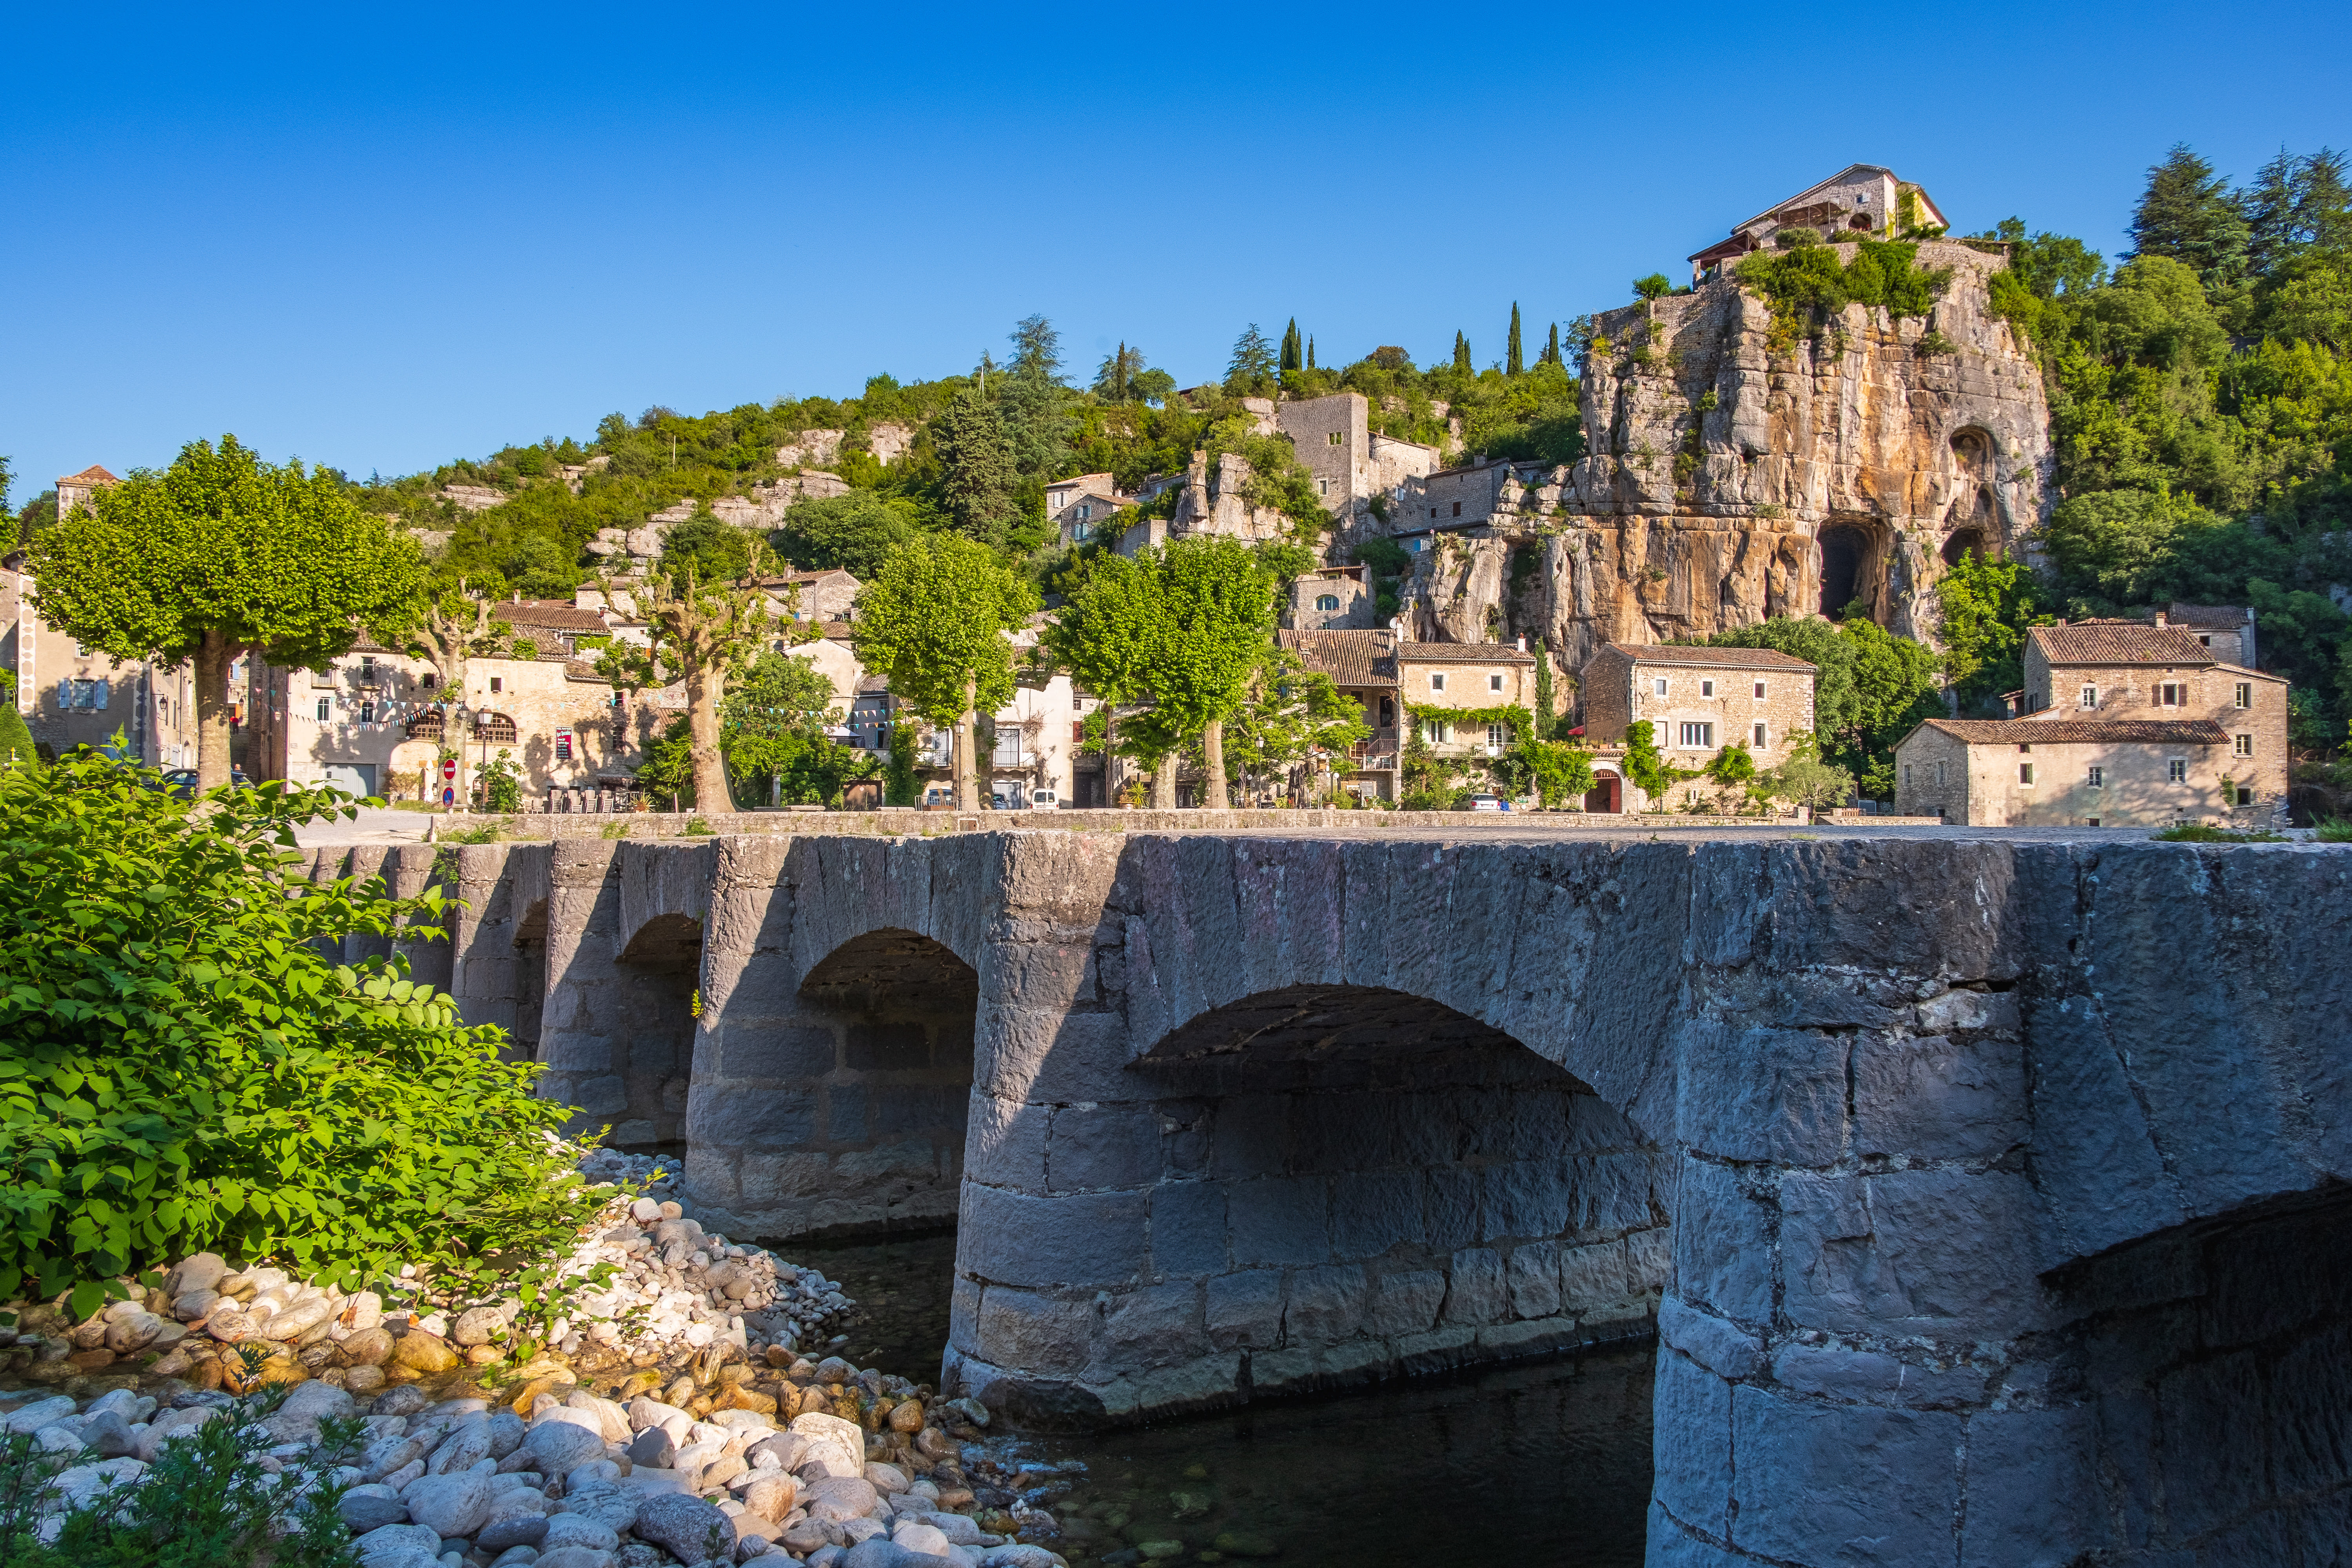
1151, 753, 1177, 809
1202, 719, 1230, 809
192, 631, 239, 791
954, 671, 979, 813
686, 664, 730, 813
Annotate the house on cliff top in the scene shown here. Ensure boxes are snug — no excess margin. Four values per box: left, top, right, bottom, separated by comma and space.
1687, 165, 1949, 283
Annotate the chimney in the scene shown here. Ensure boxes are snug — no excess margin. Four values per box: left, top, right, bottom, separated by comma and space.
2153, 610, 2167, 628
1515, 635, 1526, 652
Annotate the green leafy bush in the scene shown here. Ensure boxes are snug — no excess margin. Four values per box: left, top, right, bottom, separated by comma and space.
2314, 818, 2352, 842
2151, 823, 2288, 842
0, 1388, 363, 1567
0, 752, 601, 1310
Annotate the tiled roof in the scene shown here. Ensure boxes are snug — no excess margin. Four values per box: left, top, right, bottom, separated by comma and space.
59, 465, 120, 486
1398, 640, 1537, 665
1606, 643, 1817, 671
503, 600, 609, 633
2167, 603, 2249, 628
2029, 623, 2214, 666
1277, 628, 1398, 688
563, 660, 612, 683
1918, 718, 2229, 746
756, 568, 860, 586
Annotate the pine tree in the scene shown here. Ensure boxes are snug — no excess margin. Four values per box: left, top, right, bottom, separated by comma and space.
1544, 321, 1561, 365
1227, 324, 1277, 392
2129, 143, 2250, 293
933, 387, 1020, 546
1452, 332, 1472, 375
1279, 318, 1302, 372
1507, 303, 1524, 376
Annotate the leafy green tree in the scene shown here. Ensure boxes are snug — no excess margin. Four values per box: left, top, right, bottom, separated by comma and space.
1935, 547, 2051, 710
1095, 342, 1151, 402
1623, 719, 1683, 800
1706, 740, 1757, 788
999, 314, 1075, 482
634, 715, 696, 810
1517, 737, 1595, 808
852, 534, 1037, 811
1633, 274, 1674, 302
2129, 143, 2251, 296
1219, 649, 1369, 802
1227, 324, 1277, 395
933, 386, 1021, 546
719, 649, 840, 801
0, 678, 33, 769
1765, 752, 1854, 811
883, 721, 920, 806
773, 490, 922, 579
1507, 303, 1524, 375
659, 509, 753, 586
1044, 549, 1162, 802
595, 549, 772, 813
1150, 537, 1282, 809
0, 751, 600, 1304
406, 579, 511, 713
29, 436, 422, 789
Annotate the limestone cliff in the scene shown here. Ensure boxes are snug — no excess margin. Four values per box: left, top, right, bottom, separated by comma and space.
1396, 240, 2052, 670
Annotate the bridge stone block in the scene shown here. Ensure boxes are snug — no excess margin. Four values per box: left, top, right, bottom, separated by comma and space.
1727, 1389, 1961, 1568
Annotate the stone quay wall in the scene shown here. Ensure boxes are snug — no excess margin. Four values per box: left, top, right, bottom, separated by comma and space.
292, 828, 2352, 1568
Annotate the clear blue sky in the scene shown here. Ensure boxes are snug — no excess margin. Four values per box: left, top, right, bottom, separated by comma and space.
5, 1, 2346, 503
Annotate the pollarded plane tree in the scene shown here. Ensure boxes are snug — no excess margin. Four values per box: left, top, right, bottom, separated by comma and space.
30, 436, 422, 791
595, 546, 775, 813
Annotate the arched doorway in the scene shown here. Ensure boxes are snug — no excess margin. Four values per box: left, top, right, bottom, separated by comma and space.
1817, 524, 1869, 617
949, 981, 1670, 1424
605, 911, 703, 1156
691, 927, 979, 1240
1586, 770, 1622, 813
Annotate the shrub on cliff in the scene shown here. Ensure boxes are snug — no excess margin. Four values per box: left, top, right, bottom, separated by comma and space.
0, 751, 599, 1315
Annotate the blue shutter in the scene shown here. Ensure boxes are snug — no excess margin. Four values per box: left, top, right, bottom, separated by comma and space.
93, 680, 108, 710
57, 680, 71, 708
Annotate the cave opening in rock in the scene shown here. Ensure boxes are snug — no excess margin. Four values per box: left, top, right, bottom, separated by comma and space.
1817, 525, 1868, 617
1942, 528, 1988, 567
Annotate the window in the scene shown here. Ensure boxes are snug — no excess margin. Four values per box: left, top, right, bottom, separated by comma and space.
2234, 682, 2251, 708
2158, 683, 2185, 706
422, 672, 436, 690
1430, 673, 1446, 693
1452, 501, 1461, 516
1701, 679, 1715, 697
1653, 678, 1669, 698
2018, 743, 2031, 753
360, 657, 377, 682
1935, 760, 1946, 785
1077, 503, 1091, 520
360, 701, 376, 723
1315, 594, 1340, 611
1328, 431, 1343, 445
1753, 681, 1766, 699
1422, 719, 1451, 743
2234, 733, 2253, 757
316, 698, 330, 722
2200, 635, 2212, 647
2020, 763, 2035, 785
1486, 723, 1506, 749
2087, 765, 2103, 788
1378, 697, 1394, 728
1488, 673, 1503, 692
1753, 722, 1768, 747
2081, 685, 2098, 710
2086, 817, 2100, 827
1318, 479, 1330, 496
2237, 787, 2253, 806
1679, 721, 1715, 748
2168, 759, 2187, 782
490, 676, 503, 694
1903, 764, 1913, 788
1072, 521, 1089, 541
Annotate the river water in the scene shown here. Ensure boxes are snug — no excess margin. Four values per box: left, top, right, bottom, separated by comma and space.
788, 1230, 1655, 1567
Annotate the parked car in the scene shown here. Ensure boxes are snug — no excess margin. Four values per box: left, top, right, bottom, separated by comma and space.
1026, 788, 1060, 810
1466, 793, 1504, 812
160, 768, 252, 797
922, 785, 955, 810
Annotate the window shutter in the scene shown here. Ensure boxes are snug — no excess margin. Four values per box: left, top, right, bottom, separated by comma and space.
57, 680, 71, 708
93, 681, 108, 710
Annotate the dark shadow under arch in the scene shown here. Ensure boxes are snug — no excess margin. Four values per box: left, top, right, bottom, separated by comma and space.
1818, 523, 1869, 617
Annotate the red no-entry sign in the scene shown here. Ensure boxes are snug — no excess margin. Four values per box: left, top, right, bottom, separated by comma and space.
441, 758, 458, 781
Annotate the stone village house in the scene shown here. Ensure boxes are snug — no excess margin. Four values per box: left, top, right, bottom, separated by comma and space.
1269, 630, 1540, 804
1578, 644, 1821, 814
1894, 618, 2288, 827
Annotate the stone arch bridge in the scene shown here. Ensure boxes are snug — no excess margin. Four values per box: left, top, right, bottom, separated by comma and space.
312, 829, 2352, 1568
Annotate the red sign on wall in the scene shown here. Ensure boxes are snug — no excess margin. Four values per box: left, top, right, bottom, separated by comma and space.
441, 758, 458, 782
555, 728, 573, 760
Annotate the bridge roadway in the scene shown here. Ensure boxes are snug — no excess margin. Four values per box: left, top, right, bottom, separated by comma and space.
308, 823, 2352, 1568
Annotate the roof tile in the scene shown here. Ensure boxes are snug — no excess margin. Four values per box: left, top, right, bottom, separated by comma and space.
2029, 624, 2215, 666
1918, 718, 2229, 745
1605, 642, 1817, 671
1276, 628, 1397, 688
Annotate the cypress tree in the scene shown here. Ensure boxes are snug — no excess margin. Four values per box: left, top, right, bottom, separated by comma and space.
1507, 303, 1524, 376
934, 387, 1020, 547
1280, 319, 1302, 372
1544, 321, 1561, 365
1453, 332, 1472, 374
1306, 334, 1316, 370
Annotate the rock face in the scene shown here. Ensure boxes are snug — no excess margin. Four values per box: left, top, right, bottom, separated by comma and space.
1394, 240, 2052, 670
